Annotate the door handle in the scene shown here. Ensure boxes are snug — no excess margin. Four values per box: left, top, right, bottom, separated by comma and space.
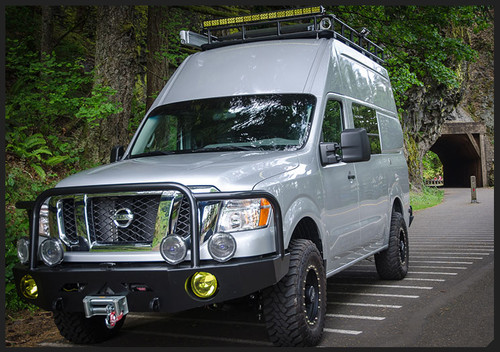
347, 171, 356, 180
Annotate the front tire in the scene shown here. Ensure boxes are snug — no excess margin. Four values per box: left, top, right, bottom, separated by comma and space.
53, 311, 126, 344
262, 239, 326, 346
375, 211, 409, 280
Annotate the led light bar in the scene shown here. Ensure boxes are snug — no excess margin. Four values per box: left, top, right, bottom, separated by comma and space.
202, 6, 325, 28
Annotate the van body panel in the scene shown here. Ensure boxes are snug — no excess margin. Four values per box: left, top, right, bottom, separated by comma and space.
56, 150, 300, 193
154, 40, 326, 106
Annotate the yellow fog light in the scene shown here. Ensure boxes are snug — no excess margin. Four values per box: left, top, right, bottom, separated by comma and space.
20, 275, 38, 299
189, 272, 218, 299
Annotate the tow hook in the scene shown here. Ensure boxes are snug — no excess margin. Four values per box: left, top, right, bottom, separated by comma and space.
105, 304, 124, 329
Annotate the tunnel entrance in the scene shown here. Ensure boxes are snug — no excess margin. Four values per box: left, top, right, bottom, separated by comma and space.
429, 122, 488, 187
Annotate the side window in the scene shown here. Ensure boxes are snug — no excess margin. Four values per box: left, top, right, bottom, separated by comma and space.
322, 100, 343, 143
352, 103, 381, 154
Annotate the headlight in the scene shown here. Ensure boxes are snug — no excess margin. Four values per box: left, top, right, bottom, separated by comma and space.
217, 198, 271, 232
40, 238, 64, 266
17, 238, 30, 264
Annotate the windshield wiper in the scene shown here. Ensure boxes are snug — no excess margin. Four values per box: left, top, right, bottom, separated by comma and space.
130, 150, 176, 159
197, 145, 260, 152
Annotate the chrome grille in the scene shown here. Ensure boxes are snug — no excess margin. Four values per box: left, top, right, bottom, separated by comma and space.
55, 192, 195, 249
175, 196, 191, 237
62, 198, 78, 243
88, 195, 161, 244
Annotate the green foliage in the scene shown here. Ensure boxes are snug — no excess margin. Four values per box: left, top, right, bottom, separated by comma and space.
410, 185, 444, 211
4, 165, 59, 311
6, 38, 122, 175
6, 38, 121, 132
403, 131, 422, 188
5, 32, 122, 310
331, 6, 490, 108
422, 151, 443, 180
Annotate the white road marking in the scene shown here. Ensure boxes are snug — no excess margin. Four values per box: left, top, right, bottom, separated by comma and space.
409, 271, 458, 275
330, 292, 419, 299
411, 256, 482, 260
333, 283, 433, 290
411, 260, 473, 264
404, 277, 445, 282
127, 330, 273, 346
324, 328, 362, 335
409, 265, 466, 270
329, 302, 402, 309
410, 252, 490, 255
327, 313, 385, 321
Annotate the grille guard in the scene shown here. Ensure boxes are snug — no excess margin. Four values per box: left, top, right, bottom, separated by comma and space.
16, 182, 285, 270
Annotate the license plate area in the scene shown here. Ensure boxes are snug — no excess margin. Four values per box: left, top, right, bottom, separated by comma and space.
83, 295, 129, 318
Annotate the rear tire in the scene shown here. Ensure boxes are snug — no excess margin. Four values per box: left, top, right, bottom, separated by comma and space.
53, 311, 126, 344
375, 211, 409, 280
262, 239, 326, 346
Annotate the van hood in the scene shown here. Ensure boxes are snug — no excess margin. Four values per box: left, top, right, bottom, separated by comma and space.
56, 151, 299, 192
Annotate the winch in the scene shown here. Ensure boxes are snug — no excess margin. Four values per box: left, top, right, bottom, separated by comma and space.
83, 295, 129, 329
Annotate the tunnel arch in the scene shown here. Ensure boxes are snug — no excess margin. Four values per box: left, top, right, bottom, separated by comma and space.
429, 122, 487, 187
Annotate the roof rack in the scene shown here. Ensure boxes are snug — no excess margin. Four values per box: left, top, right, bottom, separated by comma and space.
179, 6, 385, 65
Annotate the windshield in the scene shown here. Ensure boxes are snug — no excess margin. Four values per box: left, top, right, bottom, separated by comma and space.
130, 94, 315, 157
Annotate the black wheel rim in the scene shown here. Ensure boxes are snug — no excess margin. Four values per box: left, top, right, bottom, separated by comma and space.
304, 267, 320, 324
398, 228, 407, 265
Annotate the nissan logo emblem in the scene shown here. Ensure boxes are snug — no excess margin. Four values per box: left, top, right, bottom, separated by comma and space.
112, 208, 134, 228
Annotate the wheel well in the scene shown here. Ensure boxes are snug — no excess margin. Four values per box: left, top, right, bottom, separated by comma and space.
290, 217, 323, 257
392, 197, 403, 215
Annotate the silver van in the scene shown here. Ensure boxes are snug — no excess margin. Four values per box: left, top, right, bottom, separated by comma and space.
14, 6, 412, 347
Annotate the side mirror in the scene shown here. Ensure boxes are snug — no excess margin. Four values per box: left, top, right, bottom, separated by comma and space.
341, 128, 371, 163
110, 145, 125, 163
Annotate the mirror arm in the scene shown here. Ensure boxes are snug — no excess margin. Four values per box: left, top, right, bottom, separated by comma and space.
319, 142, 341, 165
110, 145, 125, 163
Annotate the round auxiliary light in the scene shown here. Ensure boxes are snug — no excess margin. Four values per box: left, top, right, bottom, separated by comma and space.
20, 275, 38, 299
190, 272, 218, 299
40, 238, 64, 267
17, 238, 30, 264
160, 235, 187, 264
319, 17, 332, 30
208, 232, 236, 262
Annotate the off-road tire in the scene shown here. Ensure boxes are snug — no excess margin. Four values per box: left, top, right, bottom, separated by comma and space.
262, 239, 326, 346
375, 211, 409, 280
53, 311, 126, 344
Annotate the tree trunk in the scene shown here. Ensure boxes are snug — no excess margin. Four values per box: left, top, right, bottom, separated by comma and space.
146, 6, 170, 110
40, 6, 54, 56
85, 5, 137, 165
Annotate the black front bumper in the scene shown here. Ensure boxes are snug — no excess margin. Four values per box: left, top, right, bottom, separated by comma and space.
13, 254, 290, 313
14, 181, 289, 314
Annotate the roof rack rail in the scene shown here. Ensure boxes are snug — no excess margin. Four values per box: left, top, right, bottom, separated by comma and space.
180, 6, 385, 65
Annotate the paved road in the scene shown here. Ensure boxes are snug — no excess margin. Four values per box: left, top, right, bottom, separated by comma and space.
40, 188, 494, 348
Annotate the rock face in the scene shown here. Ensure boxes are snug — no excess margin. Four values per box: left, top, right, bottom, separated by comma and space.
457, 23, 495, 186
402, 20, 494, 188
447, 21, 494, 187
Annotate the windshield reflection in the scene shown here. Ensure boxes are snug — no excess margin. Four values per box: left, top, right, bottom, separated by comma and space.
130, 94, 316, 157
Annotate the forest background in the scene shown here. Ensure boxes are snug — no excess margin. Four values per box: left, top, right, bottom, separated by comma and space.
3, 5, 494, 310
